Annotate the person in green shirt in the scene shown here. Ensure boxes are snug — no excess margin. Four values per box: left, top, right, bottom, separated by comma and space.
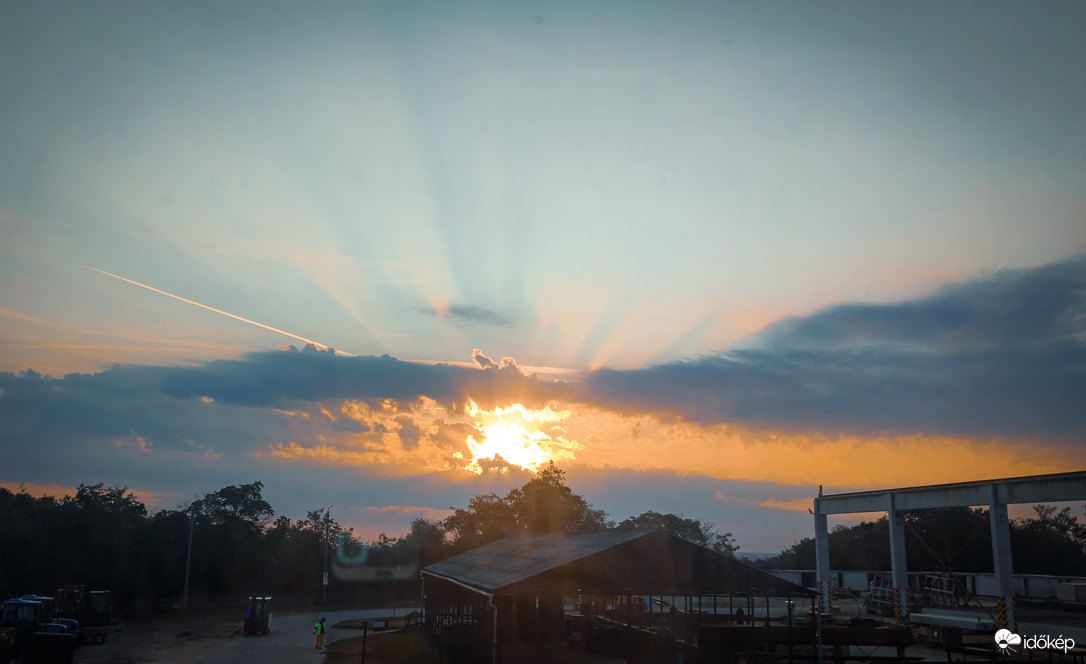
314, 617, 326, 649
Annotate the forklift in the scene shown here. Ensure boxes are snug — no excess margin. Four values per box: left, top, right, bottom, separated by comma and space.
242, 595, 272, 636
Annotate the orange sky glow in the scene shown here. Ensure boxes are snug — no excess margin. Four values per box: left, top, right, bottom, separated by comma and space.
259, 397, 1085, 493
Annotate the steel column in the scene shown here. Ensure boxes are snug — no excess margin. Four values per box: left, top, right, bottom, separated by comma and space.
988, 484, 1016, 631
888, 494, 909, 620
814, 508, 831, 613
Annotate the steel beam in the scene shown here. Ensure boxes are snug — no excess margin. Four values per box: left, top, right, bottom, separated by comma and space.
814, 470, 1086, 515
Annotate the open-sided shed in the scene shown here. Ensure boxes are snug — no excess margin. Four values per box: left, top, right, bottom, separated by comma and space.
425, 527, 808, 597
421, 528, 813, 662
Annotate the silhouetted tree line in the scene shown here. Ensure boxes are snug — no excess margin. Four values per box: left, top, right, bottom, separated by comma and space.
358, 463, 737, 568
755, 505, 1086, 575
0, 481, 349, 612
0, 464, 736, 613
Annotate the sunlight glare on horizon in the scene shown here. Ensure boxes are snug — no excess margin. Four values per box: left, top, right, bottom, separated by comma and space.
463, 400, 580, 474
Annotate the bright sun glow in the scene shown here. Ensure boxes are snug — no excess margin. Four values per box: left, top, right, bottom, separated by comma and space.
464, 400, 580, 474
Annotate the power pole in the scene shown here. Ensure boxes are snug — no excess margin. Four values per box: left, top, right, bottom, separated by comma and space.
182, 514, 194, 613
322, 505, 333, 606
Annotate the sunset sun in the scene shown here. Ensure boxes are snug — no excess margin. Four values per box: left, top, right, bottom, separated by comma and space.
463, 401, 580, 474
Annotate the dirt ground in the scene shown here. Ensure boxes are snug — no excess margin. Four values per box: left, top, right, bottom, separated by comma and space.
67, 606, 416, 664
71, 609, 242, 664
325, 630, 437, 664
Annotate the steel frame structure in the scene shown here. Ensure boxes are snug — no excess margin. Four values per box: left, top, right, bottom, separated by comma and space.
813, 470, 1086, 629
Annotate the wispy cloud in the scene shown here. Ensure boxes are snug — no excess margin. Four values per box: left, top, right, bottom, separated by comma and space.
0, 304, 250, 354
418, 304, 512, 327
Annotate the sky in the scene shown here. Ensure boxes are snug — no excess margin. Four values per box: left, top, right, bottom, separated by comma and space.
1, 0, 1085, 553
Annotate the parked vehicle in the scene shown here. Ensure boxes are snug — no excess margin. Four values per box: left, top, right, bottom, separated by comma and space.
0, 615, 13, 664
0, 599, 77, 663
243, 595, 272, 636
17, 597, 77, 635
53, 587, 115, 644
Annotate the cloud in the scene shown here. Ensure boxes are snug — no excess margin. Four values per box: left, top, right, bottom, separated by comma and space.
418, 304, 512, 327
139, 349, 553, 410
429, 421, 481, 457
753, 256, 1086, 351
0, 348, 567, 489
471, 348, 523, 373
2, 256, 1083, 509
396, 415, 421, 451
472, 348, 498, 369
584, 256, 1086, 440
114, 433, 152, 453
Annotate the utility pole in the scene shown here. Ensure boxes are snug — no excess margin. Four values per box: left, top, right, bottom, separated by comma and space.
322, 505, 334, 606
182, 514, 194, 613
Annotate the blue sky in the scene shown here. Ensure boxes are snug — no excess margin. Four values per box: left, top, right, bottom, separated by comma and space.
1, 1, 1084, 551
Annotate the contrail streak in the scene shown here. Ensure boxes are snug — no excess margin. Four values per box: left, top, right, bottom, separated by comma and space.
85, 266, 355, 356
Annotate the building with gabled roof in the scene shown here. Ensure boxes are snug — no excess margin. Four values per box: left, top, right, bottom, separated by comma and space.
421, 528, 813, 662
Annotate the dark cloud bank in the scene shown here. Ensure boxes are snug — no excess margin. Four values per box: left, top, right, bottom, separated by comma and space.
588, 255, 1086, 441
1, 256, 1084, 470
154, 346, 536, 407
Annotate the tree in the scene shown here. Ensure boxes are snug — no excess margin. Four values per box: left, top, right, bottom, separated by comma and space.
1025, 505, 1086, 543
508, 463, 611, 534
444, 493, 518, 552
189, 481, 273, 530
404, 518, 448, 566
69, 484, 147, 518
59, 485, 153, 608
187, 482, 275, 594
444, 462, 611, 553
618, 511, 738, 556
0, 480, 428, 610
903, 507, 992, 572
1011, 504, 1086, 575
0, 486, 63, 600
264, 515, 324, 593
299, 507, 352, 547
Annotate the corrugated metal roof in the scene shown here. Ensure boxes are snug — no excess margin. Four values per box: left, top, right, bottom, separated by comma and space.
423, 528, 652, 593
422, 528, 813, 597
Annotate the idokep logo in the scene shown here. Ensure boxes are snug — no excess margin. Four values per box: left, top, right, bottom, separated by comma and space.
995, 629, 1076, 655
994, 629, 1021, 653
